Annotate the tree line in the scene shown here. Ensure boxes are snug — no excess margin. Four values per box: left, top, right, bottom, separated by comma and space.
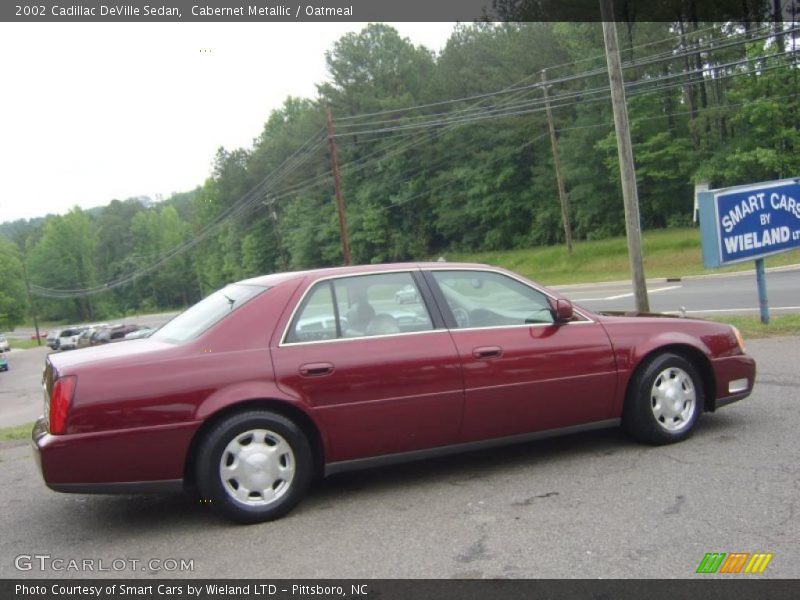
1, 20, 797, 327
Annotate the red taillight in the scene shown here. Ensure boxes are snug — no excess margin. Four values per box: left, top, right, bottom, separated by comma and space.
50, 376, 76, 434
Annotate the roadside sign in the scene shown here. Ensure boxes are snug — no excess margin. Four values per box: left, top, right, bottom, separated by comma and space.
698, 177, 800, 323
699, 179, 800, 267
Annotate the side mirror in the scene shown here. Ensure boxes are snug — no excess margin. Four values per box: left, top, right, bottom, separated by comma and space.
554, 298, 574, 322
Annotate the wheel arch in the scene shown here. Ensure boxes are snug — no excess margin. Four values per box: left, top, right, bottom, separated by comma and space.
183, 398, 326, 488
626, 343, 716, 412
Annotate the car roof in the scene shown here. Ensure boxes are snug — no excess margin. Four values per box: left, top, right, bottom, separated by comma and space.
237, 262, 492, 287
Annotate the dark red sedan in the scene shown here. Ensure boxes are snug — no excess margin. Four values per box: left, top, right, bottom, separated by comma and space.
32, 263, 756, 522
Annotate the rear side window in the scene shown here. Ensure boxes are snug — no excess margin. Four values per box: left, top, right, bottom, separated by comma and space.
285, 282, 338, 343
284, 272, 434, 344
152, 283, 267, 343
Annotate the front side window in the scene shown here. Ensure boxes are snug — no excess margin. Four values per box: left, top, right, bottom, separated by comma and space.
285, 272, 434, 344
431, 270, 554, 329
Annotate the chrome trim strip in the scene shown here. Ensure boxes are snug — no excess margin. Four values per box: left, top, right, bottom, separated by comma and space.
282, 328, 449, 347
47, 479, 184, 495
445, 320, 596, 334
279, 266, 595, 347
324, 418, 621, 476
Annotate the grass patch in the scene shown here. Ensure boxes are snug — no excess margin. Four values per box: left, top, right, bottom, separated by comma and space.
8, 338, 43, 350
0, 422, 34, 442
446, 228, 800, 286
708, 314, 800, 339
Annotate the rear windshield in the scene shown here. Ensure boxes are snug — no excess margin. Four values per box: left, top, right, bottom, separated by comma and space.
151, 283, 267, 343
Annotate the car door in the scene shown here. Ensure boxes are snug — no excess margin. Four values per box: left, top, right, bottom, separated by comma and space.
271, 270, 465, 463
425, 268, 617, 443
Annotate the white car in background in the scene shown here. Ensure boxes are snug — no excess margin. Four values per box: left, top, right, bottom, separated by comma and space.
394, 284, 419, 304
46, 330, 62, 350
58, 327, 88, 351
0, 334, 9, 352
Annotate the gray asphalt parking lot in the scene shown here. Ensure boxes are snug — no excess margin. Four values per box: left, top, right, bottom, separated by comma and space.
0, 336, 797, 579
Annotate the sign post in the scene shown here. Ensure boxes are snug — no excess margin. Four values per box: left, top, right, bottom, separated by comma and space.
755, 258, 769, 324
698, 178, 800, 324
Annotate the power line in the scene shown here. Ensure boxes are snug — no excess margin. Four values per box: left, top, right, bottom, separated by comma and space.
30, 129, 329, 297
30, 30, 798, 297
330, 49, 797, 138
333, 22, 779, 127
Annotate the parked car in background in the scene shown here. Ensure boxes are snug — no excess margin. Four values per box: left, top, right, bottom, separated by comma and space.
72, 324, 109, 349
0, 334, 9, 352
124, 327, 155, 340
0, 351, 8, 372
394, 284, 419, 304
31, 331, 48, 340
92, 324, 142, 344
47, 330, 62, 350
87, 327, 109, 346
76, 329, 95, 349
58, 327, 89, 351
33, 263, 756, 524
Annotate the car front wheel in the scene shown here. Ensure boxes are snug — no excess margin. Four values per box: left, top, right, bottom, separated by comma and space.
623, 352, 704, 445
195, 410, 313, 523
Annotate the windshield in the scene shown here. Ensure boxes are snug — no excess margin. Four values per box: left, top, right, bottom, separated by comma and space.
152, 283, 267, 343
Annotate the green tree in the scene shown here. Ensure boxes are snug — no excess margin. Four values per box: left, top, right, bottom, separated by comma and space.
27, 208, 99, 321
0, 237, 28, 330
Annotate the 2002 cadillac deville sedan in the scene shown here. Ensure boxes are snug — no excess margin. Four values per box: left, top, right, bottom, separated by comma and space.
33, 263, 756, 522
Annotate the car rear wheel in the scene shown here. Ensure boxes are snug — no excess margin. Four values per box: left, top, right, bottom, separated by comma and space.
195, 410, 313, 523
622, 352, 704, 445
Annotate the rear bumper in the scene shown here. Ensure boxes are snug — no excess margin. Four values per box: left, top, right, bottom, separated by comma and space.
32, 416, 198, 493
709, 353, 757, 411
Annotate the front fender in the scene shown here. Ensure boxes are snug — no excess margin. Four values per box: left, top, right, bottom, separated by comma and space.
598, 318, 727, 417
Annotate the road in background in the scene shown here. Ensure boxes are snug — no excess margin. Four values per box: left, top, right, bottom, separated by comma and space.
0, 346, 48, 428
556, 266, 800, 316
0, 336, 797, 578
1, 270, 797, 428
4, 311, 179, 340
0, 312, 177, 429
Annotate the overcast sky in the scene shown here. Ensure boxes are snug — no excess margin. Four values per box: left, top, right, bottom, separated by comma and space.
0, 22, 456, 223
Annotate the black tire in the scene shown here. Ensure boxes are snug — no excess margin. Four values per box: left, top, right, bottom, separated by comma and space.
622, 352, 704, 445
195, 410, 313, 523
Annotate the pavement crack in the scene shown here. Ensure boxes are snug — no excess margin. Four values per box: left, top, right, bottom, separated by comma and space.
455, 534, 491, 563
757, 378, 799, 388
659, 453, 695, 465
664, 494, 685, 515
512, 492, 559, 506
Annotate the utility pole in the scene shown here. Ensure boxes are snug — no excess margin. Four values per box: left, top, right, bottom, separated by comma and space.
541, 68, 573, 255
325, 106, 351, 266
600, 0, 650, 313
21, 259, 42, 346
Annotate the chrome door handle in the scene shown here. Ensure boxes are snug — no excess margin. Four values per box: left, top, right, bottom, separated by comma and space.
472, 346, 502, 359
299, 362, 335, 377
